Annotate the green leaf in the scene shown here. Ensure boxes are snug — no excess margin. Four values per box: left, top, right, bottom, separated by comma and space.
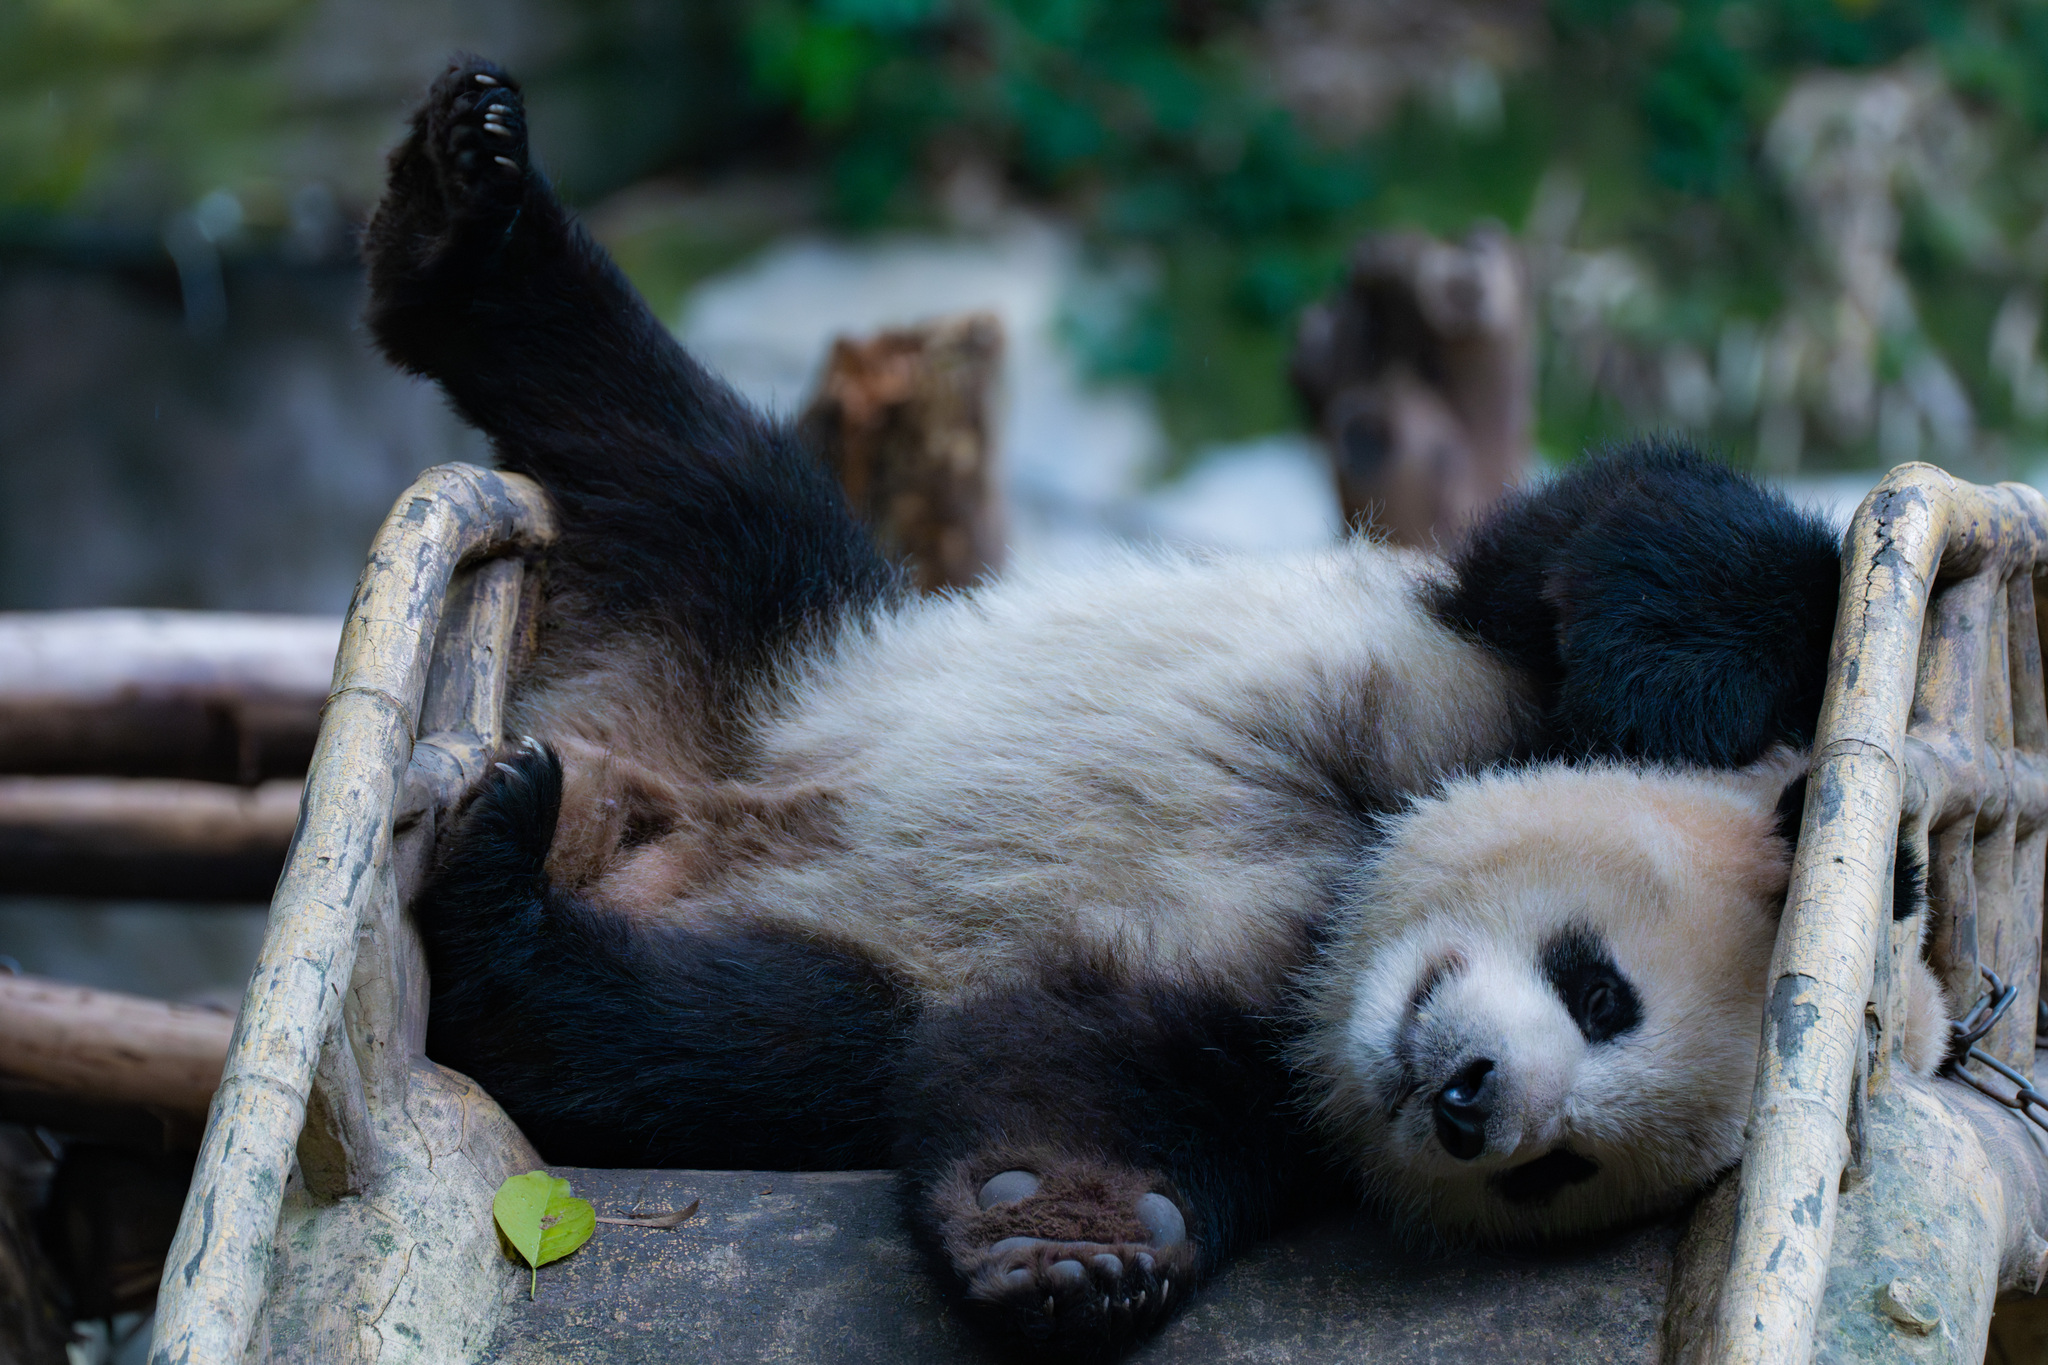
494, 1171, 597, 1299
493, 1171, 554, 1268
537, 1189, 596, 1267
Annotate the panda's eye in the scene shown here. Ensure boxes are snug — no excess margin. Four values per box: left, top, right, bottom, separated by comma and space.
1540, 927, 1642, 1044
1581, 981, 1619, 1033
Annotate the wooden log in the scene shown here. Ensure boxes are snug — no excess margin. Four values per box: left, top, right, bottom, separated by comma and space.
1291, 225, 1532, 547
0, 610, 338, 784
0, 775, 300, 900
800, 312, 1006, 592
0, 973, 233, 1118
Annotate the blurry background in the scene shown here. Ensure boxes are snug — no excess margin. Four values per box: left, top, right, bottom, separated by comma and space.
13, 0, 2048, 1016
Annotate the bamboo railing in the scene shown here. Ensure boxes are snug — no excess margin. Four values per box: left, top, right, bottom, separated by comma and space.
149, 464, 553, 1365
1702, 464, 2048, 1363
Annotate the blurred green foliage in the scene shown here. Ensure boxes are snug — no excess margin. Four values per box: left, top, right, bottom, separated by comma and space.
11, 0, 2048, 468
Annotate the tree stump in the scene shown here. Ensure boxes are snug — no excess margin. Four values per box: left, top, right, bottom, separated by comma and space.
1291, 226, 1533, 547
801, 313, 1006, 592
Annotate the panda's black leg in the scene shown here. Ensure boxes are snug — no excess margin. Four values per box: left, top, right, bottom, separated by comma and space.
362, 59, 897, 701
893, 968, 1313, 1355
416, 740, 912, 1169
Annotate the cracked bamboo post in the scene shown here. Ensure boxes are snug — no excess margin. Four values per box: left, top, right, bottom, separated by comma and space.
148, 464, 554, 1365
1710, 465, 2048, 1363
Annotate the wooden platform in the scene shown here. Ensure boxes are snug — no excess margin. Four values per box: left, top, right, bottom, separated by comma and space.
484, 1168, 1681, 1364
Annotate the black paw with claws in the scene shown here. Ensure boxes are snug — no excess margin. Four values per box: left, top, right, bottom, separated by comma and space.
448, 735, 562, 892
952, 1165, 1196, 1354
422, 58, 529, 230
362, 55, 538, 349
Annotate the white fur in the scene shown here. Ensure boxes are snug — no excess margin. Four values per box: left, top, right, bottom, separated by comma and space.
539, 540, 1534, 998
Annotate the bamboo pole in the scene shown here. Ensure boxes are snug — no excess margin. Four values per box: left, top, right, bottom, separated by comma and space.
147, 464, 554, 1365
1712, 466, 2048, 1363
0, 611, 337, 783
0, 973, 232, 1117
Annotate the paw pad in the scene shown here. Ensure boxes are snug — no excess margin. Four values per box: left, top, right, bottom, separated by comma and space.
976, 1170, 1041, 1208
960, 1168, 1191, 1341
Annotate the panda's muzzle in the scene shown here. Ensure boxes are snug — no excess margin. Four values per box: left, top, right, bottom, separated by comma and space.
1432, 1058, 1494, 1160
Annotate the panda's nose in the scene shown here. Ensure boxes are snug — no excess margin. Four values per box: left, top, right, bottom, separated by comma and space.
1433, 1058, 1495, 1160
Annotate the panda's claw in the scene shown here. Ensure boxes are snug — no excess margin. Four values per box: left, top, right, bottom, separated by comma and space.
413, 57, 528, 228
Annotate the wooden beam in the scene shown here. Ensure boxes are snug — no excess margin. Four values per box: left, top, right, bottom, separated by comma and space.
0, 610, 337, 784
0, 973, 233, 1119
0, 775, 299, 900
801, 313, 1006, 592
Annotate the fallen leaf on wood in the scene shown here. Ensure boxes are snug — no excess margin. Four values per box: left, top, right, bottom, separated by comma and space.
494, 1171, 596, 1298
596, 1198, 700, 1229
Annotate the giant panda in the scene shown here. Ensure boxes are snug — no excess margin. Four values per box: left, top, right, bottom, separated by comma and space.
362, 58, 1950, 1356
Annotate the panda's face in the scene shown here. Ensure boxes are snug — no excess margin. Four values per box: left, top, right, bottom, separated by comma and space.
1295, 762, 1794, 1242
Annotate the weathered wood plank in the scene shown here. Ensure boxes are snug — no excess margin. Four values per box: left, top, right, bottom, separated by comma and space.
487, 1168, 1677, 1365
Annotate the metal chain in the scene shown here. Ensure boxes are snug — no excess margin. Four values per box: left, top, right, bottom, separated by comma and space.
1940, 964, 2048, 1134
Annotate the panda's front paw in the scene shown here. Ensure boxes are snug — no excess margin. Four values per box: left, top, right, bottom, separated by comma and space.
947, 1163, 1195, 1353
446, 735, 562, 893
422, 57, 529, 229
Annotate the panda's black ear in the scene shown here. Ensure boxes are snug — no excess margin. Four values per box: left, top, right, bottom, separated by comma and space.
1773, 774, 1809, 848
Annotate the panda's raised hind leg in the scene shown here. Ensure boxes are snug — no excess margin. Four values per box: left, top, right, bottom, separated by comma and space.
894, 967, 1314, 1354
362, 58, 898, 736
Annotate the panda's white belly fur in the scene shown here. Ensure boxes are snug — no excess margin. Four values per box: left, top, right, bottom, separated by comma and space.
535, 541, 1536, 1001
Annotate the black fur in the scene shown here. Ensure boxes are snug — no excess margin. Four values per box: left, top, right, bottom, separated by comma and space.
362, 58, 898, 736
1538, 926, 1642, 1045
1437, 439, 1843, 769
894, 965, 1317, 1353
1491, 1148, 1601, 1207
419, 744, 910, 1169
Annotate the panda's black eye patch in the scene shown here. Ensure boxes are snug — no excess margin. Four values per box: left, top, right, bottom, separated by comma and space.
1540, 926, 1641, 1044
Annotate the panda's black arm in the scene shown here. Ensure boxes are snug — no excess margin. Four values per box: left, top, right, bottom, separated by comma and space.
415, 742, 910, 1169
1434, 438, 1843, 768
361, 56, 897, 678
893, 965, 1317, 1351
